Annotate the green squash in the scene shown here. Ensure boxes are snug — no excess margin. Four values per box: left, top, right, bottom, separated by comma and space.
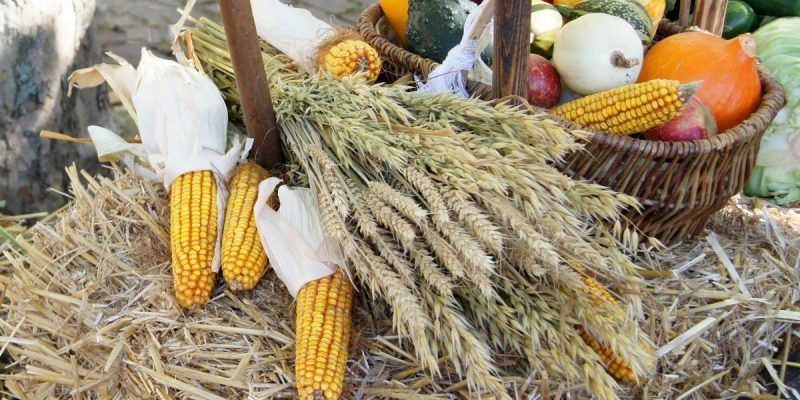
557, 0, 654, 43
743, 0, 800, 17
723, 0, 758, 39
406, 0, 477, 63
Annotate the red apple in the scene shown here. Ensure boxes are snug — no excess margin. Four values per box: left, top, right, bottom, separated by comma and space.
527, 54, 561, 108
644, 97, 718, 141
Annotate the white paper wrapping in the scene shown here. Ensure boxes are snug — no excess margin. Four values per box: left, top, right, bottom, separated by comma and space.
254, 177, 344, 298
250, 0, 333, 72
418, 0, 494, 97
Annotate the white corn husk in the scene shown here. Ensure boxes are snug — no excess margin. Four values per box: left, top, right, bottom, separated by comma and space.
69, 49, 251, 274
86, 125, 155, 180
132, 49, 246, 188
249, 0, 334, 72
254, 177, 344, 297
70, 58, 154, 181
69, 52, 139, 122
418, 0, 495, 97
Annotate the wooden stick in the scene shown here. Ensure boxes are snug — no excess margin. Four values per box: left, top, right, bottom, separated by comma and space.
679, 0, 691, 27
693, 0, 728, 35
466, 0, 496, 41
492, 0, 531, 103
218, 0, 283, 169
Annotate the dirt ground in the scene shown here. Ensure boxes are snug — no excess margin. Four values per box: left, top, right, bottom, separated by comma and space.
95, 0, 369, 62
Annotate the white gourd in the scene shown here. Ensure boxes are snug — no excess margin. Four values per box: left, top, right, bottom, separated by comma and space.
530, 0, 564, 37
552, 13, 644, 95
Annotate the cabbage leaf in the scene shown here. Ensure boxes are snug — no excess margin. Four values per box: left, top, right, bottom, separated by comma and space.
744, 18, 800, 205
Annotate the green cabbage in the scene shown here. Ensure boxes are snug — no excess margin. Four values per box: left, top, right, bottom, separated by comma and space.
743, 18, 800, 205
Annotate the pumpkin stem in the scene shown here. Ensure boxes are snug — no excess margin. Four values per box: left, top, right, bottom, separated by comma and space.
736, 33, 757, 59
610, 50, 640, 69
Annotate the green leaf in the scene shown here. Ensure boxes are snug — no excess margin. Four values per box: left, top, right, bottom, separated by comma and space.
0, 225, 23, 252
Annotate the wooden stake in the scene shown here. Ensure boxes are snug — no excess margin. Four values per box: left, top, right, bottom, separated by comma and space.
492, 0, 531, 103
679, 0, 692, 27
694, 0, 728, 35
218, 0, 283, 169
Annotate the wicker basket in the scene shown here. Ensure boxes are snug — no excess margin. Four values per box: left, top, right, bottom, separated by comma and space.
357, 3, 787, 244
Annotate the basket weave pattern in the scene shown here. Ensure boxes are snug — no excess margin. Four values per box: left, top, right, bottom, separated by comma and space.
357, 4, 786, 244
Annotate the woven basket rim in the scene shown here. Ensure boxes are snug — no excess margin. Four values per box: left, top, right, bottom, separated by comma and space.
357, 2, 787, 156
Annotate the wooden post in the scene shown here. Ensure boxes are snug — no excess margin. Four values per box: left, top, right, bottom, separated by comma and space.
694, 0, 729, 35
679, 0, 692, 27
492, 0, 531, 103
219, 0, 283, 169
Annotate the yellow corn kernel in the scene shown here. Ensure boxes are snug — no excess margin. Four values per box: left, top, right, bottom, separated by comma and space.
580, 275, 622, 312
552, 80, 699, 136
577, 275, 637, 384
295, 269, 353, 400
576, 325, 637, 384
321, 40, 382, 82
170, 170, 218, 309
221, 162, 273, 291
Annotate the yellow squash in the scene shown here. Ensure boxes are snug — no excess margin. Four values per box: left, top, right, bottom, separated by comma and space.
638, 0, 665, 33
380, 0, 410, 46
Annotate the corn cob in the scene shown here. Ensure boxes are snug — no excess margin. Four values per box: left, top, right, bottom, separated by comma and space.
295, 268, 353, 400
576, 325, 637, 384
576, 275, 637, 384
170, 170, 218, 309
580, 275, 623, 313
221, 162, 273, 291
320, 39, 382, 82
552, 80, 700, 136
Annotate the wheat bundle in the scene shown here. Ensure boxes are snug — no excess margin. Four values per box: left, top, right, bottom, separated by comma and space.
183, 17, 655, 398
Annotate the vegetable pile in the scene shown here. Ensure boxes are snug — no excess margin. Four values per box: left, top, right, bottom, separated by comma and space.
664, 0, 800, 37
382, 0, 770, 143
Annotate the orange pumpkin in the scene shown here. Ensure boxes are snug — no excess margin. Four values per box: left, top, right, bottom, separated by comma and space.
554, 0, 582, 6
380, 0, 409, 47
638, 32, 761, 132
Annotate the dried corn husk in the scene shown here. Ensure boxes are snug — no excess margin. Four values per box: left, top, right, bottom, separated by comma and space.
254, 177, 342, 297
70, 49, 250, 273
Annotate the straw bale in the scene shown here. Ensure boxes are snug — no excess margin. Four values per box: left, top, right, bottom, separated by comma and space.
637, 197, 800, 399
1, 165, 798, 399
